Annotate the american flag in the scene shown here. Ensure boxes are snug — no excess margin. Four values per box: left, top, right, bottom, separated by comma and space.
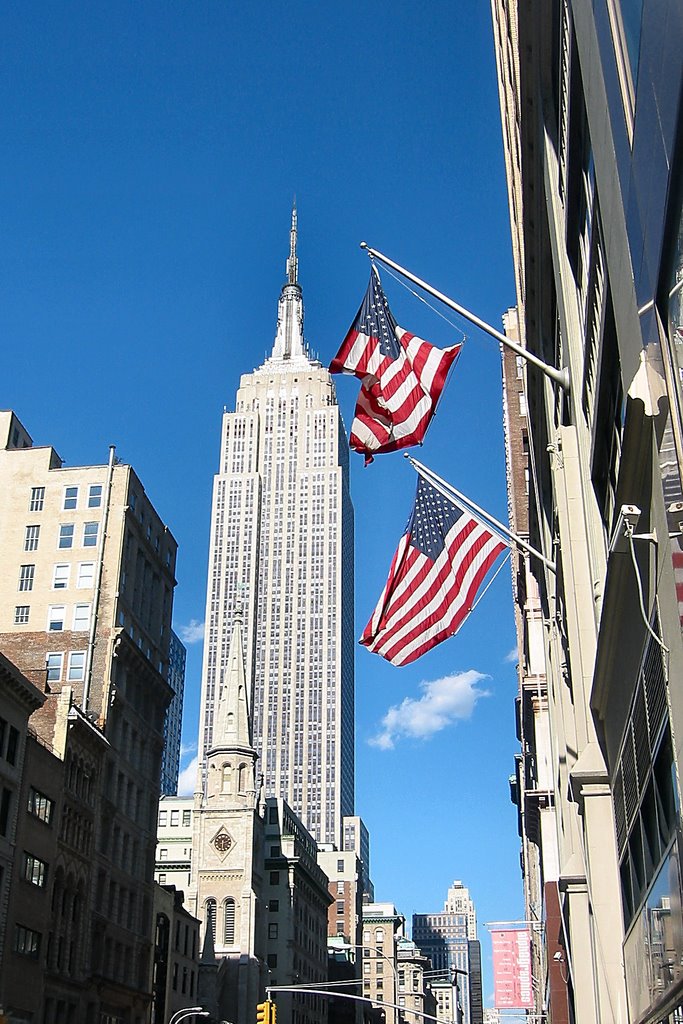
361, 475, 507, 665
330, 269, 462, 464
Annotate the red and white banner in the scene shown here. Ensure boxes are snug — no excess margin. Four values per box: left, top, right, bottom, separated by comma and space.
491, 928, 534, 1009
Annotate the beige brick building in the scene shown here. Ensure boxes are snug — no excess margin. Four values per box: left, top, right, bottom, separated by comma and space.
0, 410, 178, 1024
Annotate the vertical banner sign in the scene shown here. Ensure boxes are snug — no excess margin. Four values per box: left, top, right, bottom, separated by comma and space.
491, 928, 534, 1009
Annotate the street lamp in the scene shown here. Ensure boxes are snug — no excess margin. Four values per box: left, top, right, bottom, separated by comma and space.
168, 1009, 210, 1024
328, 940, 399, 985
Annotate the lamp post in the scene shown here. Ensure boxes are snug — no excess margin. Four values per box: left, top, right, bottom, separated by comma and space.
168, 1009, 210, 1024
328, 939, 400, 984
329, 940, 401, 1024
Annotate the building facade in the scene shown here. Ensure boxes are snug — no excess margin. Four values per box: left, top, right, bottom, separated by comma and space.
490, 1, 683, 1022
413, 883, 482, 1024
150, 883, 201, 1024
361, 902, 405, 1024
0, 411, 178, 1024
317, 847, 364, 946
161, 631, 187, 796
396, 938, 436, 1024
196, 209, 355, 846
155, 796, 194, 891
263, 797, 332, 1024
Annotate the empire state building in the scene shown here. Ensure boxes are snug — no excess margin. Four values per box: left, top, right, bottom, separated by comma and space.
197, 208, 355, 845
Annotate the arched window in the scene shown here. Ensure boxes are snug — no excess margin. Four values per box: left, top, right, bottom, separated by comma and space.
224, 898, 236, 944
221, 764, 233, 794
238, 763, 247, 793
205, 898, 217, 941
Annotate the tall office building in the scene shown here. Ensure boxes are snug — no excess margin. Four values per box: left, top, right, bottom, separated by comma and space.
413, 882, 483, 1024
197, 208, 354, 845
160, 629, 186, 795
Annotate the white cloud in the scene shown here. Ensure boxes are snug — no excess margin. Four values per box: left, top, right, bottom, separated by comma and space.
177, 756, 198, 796
180, 741, 197, 758
504, 646, 519, 664
178, 619, 205, 644
368, 670, 490, 750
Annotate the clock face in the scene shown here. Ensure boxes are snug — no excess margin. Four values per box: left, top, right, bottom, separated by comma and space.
213, 831, 233, 854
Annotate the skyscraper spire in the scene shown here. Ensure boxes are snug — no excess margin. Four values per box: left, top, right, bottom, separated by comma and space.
286, 199, 298, 285
271, 203, 305, 361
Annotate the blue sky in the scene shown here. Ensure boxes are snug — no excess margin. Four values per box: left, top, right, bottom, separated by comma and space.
2, 0, 523, 997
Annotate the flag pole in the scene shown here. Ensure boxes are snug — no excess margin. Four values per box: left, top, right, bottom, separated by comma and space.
360, 242, 570, 392
407, 455, 556, 573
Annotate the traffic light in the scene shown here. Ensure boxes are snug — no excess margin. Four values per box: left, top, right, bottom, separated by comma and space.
270, 1004, 277, 1024
256, 1001, 273, 1024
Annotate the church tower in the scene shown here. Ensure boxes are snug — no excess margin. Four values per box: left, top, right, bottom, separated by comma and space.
189, 602, 265, 1023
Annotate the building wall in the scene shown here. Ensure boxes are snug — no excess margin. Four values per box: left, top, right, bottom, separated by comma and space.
264, 797, 331, 1024
490, 1, 683, 1022
0, 656, 45, 966
155, 796, 194, 892
317, 848, 363, 947
0, 416, 178, 1024
361, 903, 405, 1024
150, 883, 200, 1024
197, 234, 355, 848
161, 631, 186, 796
413, 883, 480, 1024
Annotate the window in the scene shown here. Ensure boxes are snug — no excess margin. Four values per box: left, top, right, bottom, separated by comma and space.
77, 562, 95, 588
47, 606, 65, 631
364, 962, 371, 975
170, 810, 179, 827
159, 849, 168, 860
46, 653, 63, 682
67, 652, 86, 682
375, 929, 384, 944
182, 810, 191, 827
376, 963, 383, 975
53, 564, 70, 589
336, 900, 344, 915
23, 852, 48, 888
15, 924, 41, 958
270, 845, 280, 857
0, 788, 12, 836
337, 858, 344, 871
83, 522, 99, 547
29, 487, 45, 512
14, 606, 29, 625
269, 872, 280, 885
267, 954, 277, 969
72, 604, 91, 631
363, 930, 370, 943
6, 728, 18, 766
24, 525, 40, 551
336, 881, 345, 895
59, 524, 74, 549
27, 788, 53, 824
158, 810, 167, 826
205, 899, 217, 940
268, 922, 278, 940
268, 900, 279, 912
88, 485, 103, 508
158, 873, 166, 885
19, 565, 35, 591
63, 486, 78, 510
224, 899, 236, 943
